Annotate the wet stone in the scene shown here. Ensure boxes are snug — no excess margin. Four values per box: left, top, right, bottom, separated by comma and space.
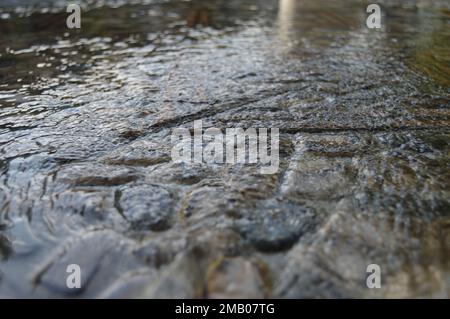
281, 134, 359, 200
57, 164, 139, 187
206, 257, 268, 298
147, 161, 216, 185
133, 234, 187, 268
36, 230, 142, 297
226, 168, 279, 201
180, 186, 244, 221
119, 185, 175, 231
276, 247, 357, 299
52, 190, 118, 224
0, 0, 449, 298
236, 199, 319, 252
103, 139, 171, 167
100, 269, 158, 299
276, 197, 450, 298
0, 234, 12, 261
142, 248, 208, 299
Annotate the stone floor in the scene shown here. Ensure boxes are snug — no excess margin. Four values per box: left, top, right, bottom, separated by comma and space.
0, 0, 449, 298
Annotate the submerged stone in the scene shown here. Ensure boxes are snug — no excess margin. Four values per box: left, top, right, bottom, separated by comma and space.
120, 185, 175, 231
236, 199, 319, 252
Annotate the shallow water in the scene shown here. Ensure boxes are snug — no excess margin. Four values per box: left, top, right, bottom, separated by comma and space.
0, 0, 449, 298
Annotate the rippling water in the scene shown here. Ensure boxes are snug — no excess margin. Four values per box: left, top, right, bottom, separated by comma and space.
0, 0, 449, 298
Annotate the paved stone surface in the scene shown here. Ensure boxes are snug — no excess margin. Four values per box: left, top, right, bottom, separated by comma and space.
0, 0, 449, 298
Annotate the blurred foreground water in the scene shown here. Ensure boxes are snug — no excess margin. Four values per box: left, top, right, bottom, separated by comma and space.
0, 0, 449, 298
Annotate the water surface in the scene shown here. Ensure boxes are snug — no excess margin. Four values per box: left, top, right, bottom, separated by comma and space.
0, 0, 449, 298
